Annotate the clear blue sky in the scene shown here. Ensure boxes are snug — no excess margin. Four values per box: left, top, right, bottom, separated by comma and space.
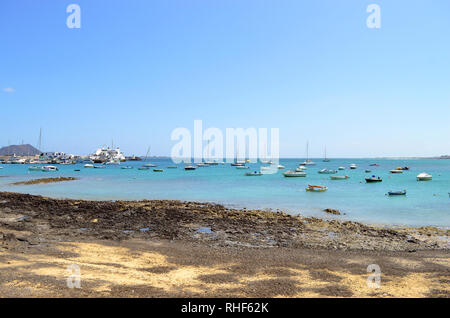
1, 0, 449, 157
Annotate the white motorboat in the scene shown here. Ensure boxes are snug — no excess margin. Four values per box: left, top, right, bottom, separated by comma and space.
236, 166, 249, 169
390, 169, 403, 174
338, 167, 345, 170
295, 166, 307, 172
84, 164, 94, 168
416, 172, 432, 181
245, 171, 262, 176
318, 168, 337, 174
330, 175, 349, 180
350, 164, 357, 169
42, 165, 58, 172
28, 166, 42, 171
283, 171, 307, 177
277, 165, 285, 169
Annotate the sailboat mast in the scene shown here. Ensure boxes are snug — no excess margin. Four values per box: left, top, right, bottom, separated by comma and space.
145, 146, 151, 162
306, 141, 309, 161
38, 128, 42, 152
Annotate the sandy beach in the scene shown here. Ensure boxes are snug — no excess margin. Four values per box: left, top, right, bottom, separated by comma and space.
0, 191, 449, 298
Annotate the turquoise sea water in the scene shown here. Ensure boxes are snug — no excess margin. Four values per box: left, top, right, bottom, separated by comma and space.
0, 158, 449, 227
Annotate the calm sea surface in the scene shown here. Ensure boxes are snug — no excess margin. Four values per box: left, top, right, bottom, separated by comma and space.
1, 158, 449, 227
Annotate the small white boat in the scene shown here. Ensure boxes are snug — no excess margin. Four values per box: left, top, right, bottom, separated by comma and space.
84, 164, 94, 168
236, 166, 249, 169
390, 169, 403, 174
350, 164, 357, 169
295, 166, 307, 172
277, 165, 285, 169
42, 165, 58, 172
184, 166, 197, 170
28, 166, 42, 171
338, 167, 345, 170
143, 163, 157, 167
283, 171, 306, 177
106, 160, 120, 165
245, 171, 262, 176
417, 172, 432, 181
121, 166, 134, 169
94, 165, 106, 169
318, 168, 337, 174
330, 175, 349, 180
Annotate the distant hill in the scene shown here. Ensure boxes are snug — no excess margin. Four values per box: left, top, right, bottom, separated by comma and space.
0, 144, 41, 156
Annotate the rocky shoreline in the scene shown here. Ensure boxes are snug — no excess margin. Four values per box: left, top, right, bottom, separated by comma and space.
0, 192, 448, 251
11, 177, 78, 186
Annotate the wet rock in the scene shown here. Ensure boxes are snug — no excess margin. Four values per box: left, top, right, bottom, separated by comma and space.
323, 209, 341, 215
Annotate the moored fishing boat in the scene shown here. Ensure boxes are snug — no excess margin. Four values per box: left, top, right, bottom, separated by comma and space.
306, 185, 328, 192
295, 165, 307, 172
338, 166, 345, 170
245, 171, 262, 176
153, 169, 163, 172
390, 169, 403, 174
28, 166, 42, 171
350, 164, 357, 169
167, 166, 178, 169
236, 166, 249, 169
283, 171, 306, 177
184, 166, 197, 170
121, 166, 134, 169
365, 175, 382, 183
416, 172, 432, 181
365, 170, 371, 173
330, 175, 349, 180
138, 167, 149, 170
318, 168, 337, 174
42, 165, 58, 172
278, 165, 285, 169
387, 190, 407, 196
84, 164, 94, 168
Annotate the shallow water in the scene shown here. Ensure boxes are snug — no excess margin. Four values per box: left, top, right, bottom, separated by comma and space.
0, 158, 449, 227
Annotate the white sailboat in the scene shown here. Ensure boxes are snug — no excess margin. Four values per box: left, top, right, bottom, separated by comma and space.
143, 146, 157, 167
300, 141, 315, 166
323, 147, 330, 162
